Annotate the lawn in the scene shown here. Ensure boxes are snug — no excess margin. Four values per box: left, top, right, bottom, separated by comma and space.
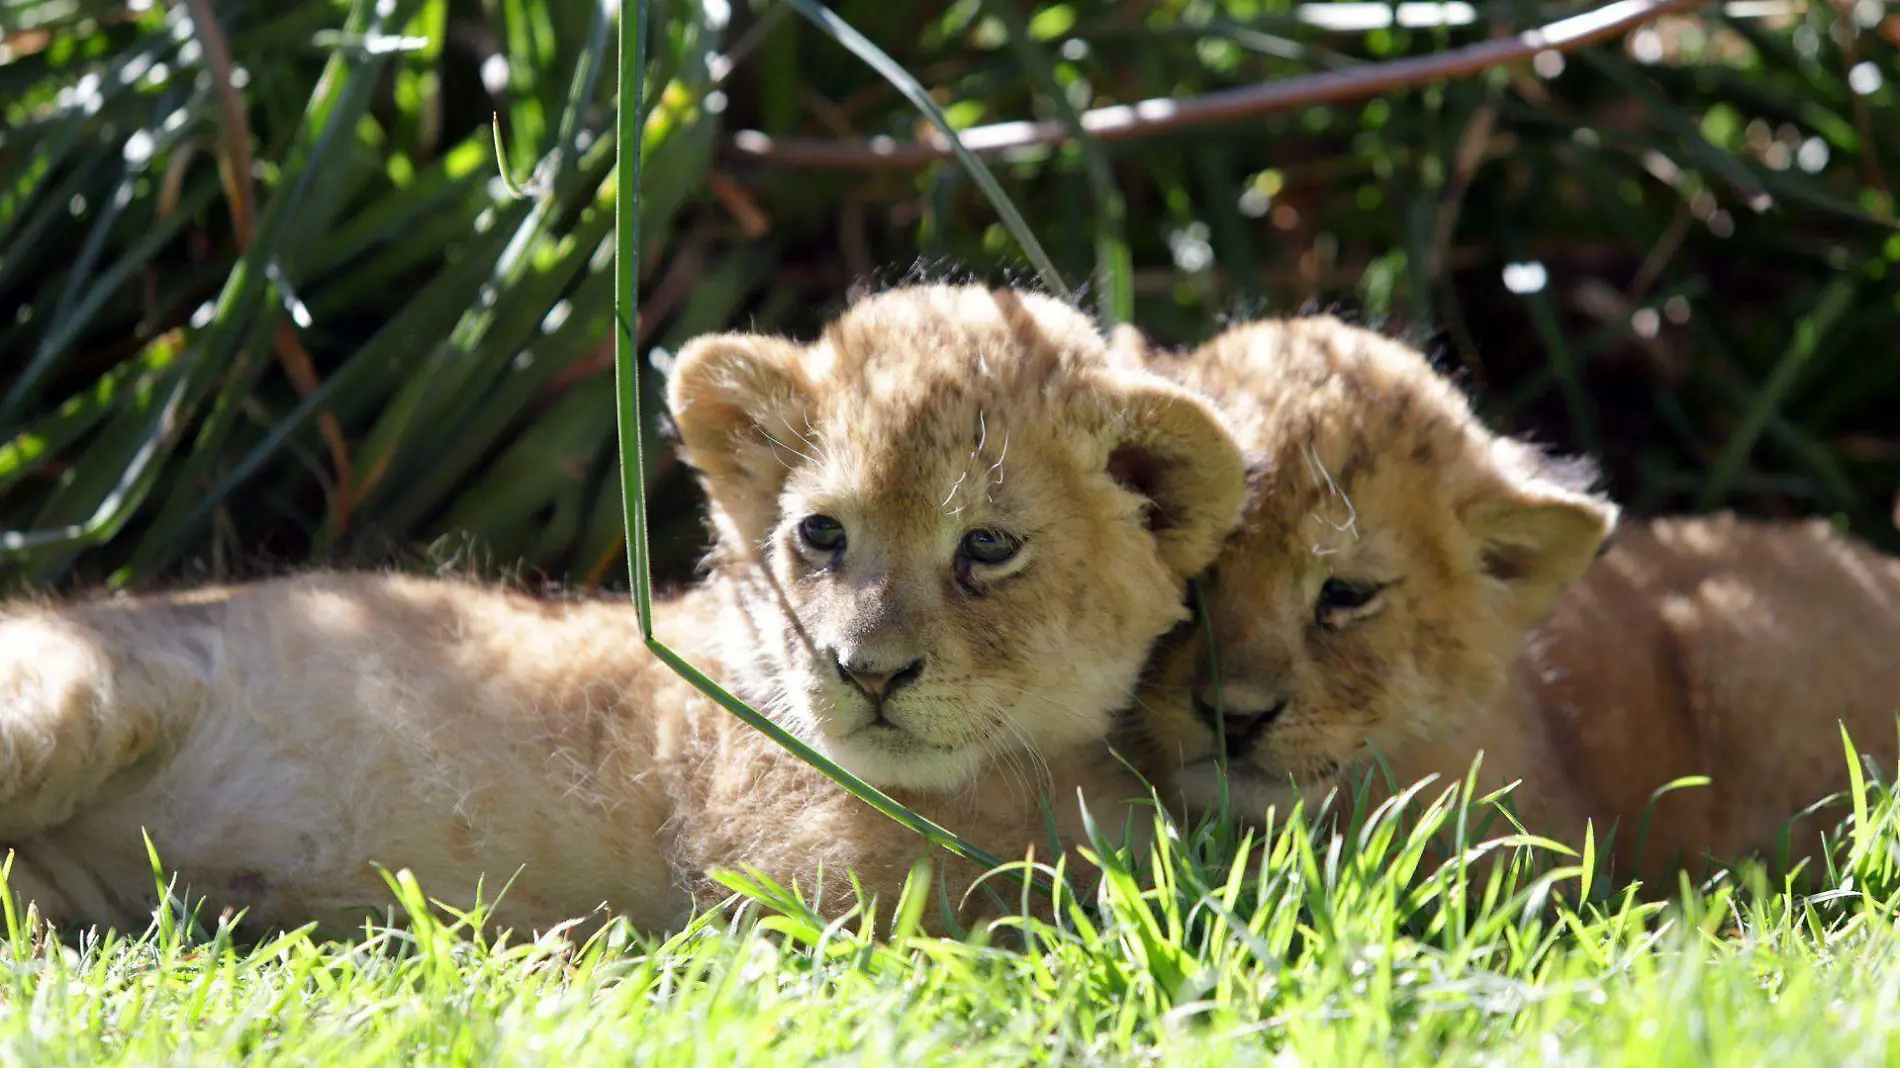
4, 0, 1898, 1063
8, 767, 1900, 1065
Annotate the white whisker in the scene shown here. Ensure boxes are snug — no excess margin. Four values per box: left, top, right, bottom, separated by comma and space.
986, 428, 1011, 502
988, 718, 1043, 803
940, 469, 970, 512
790, 418, 831, 466
1301, 441, 1358, 553
759, 426, 820, 467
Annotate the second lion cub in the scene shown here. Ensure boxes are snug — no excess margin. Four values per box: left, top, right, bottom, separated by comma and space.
1134, 315, 1900, 882
0, 285, 1246, 935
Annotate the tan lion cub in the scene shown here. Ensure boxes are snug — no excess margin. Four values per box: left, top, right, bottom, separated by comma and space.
1133, 315, 1900, 882
0, 285, 1246, 936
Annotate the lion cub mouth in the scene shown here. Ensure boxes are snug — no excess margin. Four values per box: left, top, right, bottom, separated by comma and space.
818, 687, 959, 751
845, 719, 943, 747
1185, 752, 1346, 788
820, 714, 977, 792
1177, 753, 1353, 823
839, 721, 963, 765
817, 697, 958, 752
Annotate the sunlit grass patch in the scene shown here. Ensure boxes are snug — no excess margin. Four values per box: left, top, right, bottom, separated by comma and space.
6, 747, 1900, 1065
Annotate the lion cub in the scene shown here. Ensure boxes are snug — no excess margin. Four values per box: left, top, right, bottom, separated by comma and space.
0, 285, 1246, 935
1134, 315, 1900, 882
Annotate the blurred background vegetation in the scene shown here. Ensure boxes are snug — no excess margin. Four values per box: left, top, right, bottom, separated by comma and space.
1, 0, 1895, 596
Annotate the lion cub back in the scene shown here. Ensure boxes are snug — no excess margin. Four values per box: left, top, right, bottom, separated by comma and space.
1515, 513, 1900, 874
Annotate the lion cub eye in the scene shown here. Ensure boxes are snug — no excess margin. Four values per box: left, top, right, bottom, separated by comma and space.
959, 528, 1021, 566
798, 514, 847, 553
1315, 577, 1383, 627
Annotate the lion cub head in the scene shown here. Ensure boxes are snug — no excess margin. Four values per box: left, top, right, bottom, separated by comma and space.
666, 285, 1246, 792
1133, 317, 1617, 817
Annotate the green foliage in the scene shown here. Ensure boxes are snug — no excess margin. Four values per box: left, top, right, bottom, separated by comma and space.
2, 0, 1895, 593
0, 0, 725, 590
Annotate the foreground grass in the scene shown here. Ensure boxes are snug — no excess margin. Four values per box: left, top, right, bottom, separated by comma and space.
8, 763, 1900, 1066
16, 903, 1900, 1067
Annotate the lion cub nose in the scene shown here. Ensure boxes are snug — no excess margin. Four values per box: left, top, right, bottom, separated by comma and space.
1192, 681, 1288, 750
834, 654, 925, 701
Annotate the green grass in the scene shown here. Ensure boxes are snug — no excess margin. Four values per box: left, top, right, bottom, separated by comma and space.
9, 756, 1900, 1065
6, 1, 1900, 1062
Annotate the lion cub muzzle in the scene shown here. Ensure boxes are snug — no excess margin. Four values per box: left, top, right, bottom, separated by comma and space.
810, 568, 936, 730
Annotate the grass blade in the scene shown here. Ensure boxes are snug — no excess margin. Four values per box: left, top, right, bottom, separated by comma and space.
1697, 273, 1858, 509
612, 0, 1019, 885
781, 0, 1071, 301
983, 0, 1128, 324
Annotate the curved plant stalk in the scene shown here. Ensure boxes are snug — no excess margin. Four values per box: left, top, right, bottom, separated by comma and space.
982, 0, 1130, 325
779, 0, 1072, 301
609, 0, 1028, 887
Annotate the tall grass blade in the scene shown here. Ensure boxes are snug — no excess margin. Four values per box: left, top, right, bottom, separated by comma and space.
1697, 273, 1858, 509
781, 0, 1071, 301
983, 0, 1129, 324
610, 0, 1019, 884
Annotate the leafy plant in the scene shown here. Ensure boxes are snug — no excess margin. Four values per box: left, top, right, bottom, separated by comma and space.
4, 0, 1893, 599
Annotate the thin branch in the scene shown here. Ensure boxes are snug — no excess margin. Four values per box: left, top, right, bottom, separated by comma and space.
724, 0, 1714, 169
183, 0, 356, 531
183, 0, 256, 244
1824, 0, 1890, 199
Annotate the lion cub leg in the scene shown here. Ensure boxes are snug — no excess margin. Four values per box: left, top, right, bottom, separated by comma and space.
0, 598, 218, 841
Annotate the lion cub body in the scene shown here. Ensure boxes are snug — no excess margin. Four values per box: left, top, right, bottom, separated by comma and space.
1496, 513, 1900, 874
1138, 316, 1900, 880
1, 577, 1129, 933
0, 285, 1246, 934
0, 577, 705, 933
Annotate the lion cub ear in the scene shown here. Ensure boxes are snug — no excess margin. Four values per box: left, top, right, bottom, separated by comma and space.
1097, 376, 1248, 579
667, 332, 816, 539
1105, 323, 1155, 370
1462, 447, 1618, 626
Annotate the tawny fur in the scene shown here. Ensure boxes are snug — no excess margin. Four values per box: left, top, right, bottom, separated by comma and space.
0, 285, 1248, 936
1129, 316, 1900, 882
